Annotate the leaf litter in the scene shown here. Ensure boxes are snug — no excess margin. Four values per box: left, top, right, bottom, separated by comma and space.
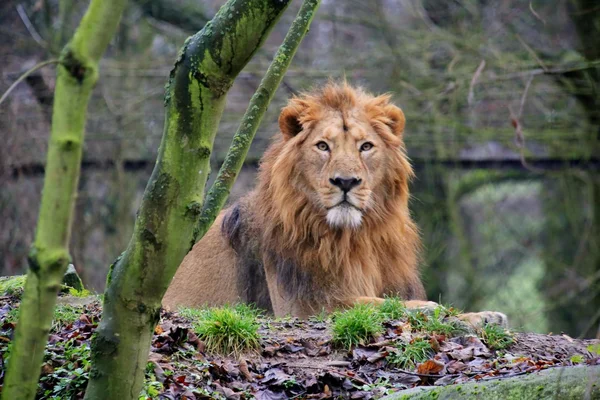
0, 293, 598, 399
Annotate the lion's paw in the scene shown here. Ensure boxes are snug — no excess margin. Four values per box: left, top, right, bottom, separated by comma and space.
403, 300, 439, 311
457, 311, 508, 328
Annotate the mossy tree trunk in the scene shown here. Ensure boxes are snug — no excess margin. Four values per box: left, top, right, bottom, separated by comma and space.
85, 1, 320, 398
1, 0, 127, 399
194, 0, 321, 241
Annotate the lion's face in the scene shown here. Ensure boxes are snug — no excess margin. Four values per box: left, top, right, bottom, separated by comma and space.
276, 84, 409, 229
297, 110, 388, 228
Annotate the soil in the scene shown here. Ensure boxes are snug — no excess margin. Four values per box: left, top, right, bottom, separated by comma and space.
0, 294, 598, 399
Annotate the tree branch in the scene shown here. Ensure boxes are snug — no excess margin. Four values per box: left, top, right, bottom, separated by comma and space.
194, 0, 322, 243
0, 59, 58, 107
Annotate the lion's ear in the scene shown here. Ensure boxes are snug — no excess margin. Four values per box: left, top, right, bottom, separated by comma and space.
279, 100, 305, 139
382, 104, 406, 137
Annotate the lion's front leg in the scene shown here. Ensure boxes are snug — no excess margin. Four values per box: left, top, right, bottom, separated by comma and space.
352, 296, 438, 310
353, 297, 508, 328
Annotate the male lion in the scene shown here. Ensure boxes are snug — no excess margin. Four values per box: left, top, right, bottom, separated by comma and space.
163, 83, 506, 326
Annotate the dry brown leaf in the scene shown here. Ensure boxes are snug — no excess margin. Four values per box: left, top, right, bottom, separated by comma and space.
417, 359, 444, 375
238, 358, 254, 382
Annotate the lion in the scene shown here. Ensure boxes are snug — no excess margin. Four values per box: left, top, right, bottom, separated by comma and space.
163, 82, 506, 327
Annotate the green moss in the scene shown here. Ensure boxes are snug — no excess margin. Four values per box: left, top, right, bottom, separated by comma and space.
67, 287, 92, 298
387, 366, 600, 399
0, 276, 27, 296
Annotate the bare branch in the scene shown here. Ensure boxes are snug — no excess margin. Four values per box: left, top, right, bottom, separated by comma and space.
0, 59, 58, 107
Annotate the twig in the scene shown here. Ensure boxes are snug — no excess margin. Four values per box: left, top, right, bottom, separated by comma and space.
16, 4, 47, 48
478, 60, 600, 83
391, 368, 459, 379
327, 360, 352, 367
518, 75, 534, 116
0, 59, 59, 106
529, 2, 546, 25
516, 34, 548, 72
468, 60, 486, 106
477, 370, 529, 381
508, 75, 543, 173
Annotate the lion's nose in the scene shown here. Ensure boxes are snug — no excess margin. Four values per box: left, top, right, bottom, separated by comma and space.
329, 177, 362, 193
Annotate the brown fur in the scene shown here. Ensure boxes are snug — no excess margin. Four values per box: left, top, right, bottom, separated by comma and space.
163, 83, 507, 325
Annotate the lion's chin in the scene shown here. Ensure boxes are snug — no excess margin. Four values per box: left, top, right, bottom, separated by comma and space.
326, 205, 363, 229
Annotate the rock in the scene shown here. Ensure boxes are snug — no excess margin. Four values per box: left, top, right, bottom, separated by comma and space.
62, 264, 84, 291
384, 365, 600, 400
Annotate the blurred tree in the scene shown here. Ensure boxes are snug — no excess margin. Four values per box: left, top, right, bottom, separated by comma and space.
565, 0, 600, 139
134, 0, 210, 32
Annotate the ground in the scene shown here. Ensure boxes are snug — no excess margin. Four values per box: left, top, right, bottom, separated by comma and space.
0, 287, 598, 399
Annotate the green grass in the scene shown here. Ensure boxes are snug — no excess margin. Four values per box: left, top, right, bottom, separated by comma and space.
309, 307, 330, 323
178, 306, 209, 321
51, 305, 82, 331
331, 300, 467, 350
187, 305, 261, 355
387, 337, 434, 369
380, 297, 407, 320
406, 305, 465, 336
2, 304, 82, 332
331, 304, 385, 349
179, 303, 262, 322
480, 323, 514, 350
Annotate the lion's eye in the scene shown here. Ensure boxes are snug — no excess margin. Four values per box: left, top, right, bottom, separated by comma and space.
360, 142, 374, 152
316, 141, 330, 152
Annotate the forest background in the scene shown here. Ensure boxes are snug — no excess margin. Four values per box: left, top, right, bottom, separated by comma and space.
1, 0, 599, 338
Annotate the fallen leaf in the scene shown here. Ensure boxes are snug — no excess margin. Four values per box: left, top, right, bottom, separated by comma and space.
417, 359, 444, 375
238, 358, 254, 382
260, 368, 292, 386
255, 389, 288, 400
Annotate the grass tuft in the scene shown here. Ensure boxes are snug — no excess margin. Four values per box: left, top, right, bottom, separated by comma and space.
406, 306, 466, 336
190, 305, 261, 355
331, 304, 384, 349
51, 305, 81, 331
387, 337, 434, 369
380, 297, 407, 320
480, 323, 514, 350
